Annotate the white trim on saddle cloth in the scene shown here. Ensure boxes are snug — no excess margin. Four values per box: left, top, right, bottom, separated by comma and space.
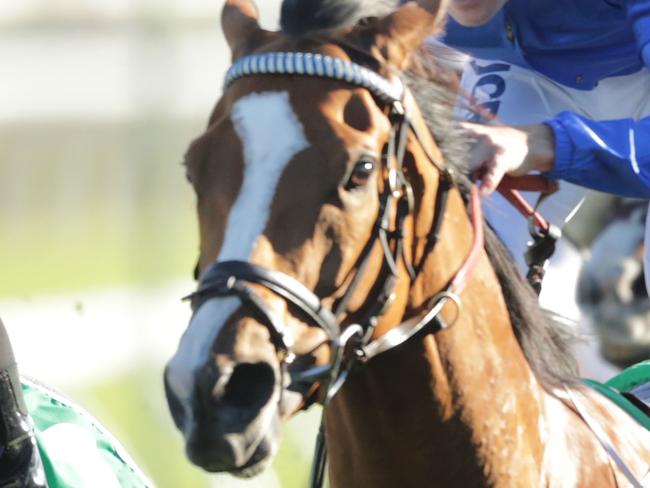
20, 377, 155, 488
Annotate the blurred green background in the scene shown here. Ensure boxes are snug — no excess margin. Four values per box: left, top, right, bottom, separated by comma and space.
0, 1, 318, 486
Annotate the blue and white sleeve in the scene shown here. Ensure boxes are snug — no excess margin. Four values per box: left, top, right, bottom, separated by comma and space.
544, 112, 650, 199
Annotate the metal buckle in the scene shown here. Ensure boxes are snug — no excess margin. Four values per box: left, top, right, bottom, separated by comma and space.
388, 168, 402, 197
430, 291, 462, 329
324, 324, 364, 404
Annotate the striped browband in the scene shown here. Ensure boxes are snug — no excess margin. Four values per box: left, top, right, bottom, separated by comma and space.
224, 51, 404, 103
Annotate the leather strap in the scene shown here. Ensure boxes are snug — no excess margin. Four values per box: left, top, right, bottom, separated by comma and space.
190, 261, 340, 344
497, 175, 558, 232
564, 385, 644, 488
361, 185, 483, 361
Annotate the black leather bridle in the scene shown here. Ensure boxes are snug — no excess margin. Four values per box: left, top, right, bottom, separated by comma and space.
184, 51, 484, 488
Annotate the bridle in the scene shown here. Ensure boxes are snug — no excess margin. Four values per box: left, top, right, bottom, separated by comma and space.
184, 50, 485, 488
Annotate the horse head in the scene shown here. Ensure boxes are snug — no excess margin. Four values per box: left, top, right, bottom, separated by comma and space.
163, 0, 650, 485
164, 0, 450, 477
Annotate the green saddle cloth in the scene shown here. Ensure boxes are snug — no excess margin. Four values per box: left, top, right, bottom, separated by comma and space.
584, 359, 650, 431
22, 379, 154, 488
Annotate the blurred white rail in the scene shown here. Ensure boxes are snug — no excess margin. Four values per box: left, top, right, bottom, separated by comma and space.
1, 280, 193, 389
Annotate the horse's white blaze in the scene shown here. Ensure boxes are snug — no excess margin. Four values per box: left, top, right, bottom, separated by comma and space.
166, 91, 309, 429
167, 297, 240, 403
220, 91, 309, 260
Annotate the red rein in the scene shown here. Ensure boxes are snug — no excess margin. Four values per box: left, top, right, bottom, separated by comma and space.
450, 185, 485, 295
497, 175, 559, 232
449, 175, 558, 295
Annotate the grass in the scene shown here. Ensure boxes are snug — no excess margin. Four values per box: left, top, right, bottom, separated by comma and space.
0, 208, 197, 297
72, 367, 210, 488
0, 119, 201, 298
73, 367, 318, 488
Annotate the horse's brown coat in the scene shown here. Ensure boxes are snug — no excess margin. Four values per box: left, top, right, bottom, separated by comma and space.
175, 1, 650, 485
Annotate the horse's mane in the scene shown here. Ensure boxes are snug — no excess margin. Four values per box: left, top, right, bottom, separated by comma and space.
280, 0, 578, 389
404, 53, 579, 389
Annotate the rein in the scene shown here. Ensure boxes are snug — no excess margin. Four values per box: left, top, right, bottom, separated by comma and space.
497, 175, 562, 294
186, 51, 482, 488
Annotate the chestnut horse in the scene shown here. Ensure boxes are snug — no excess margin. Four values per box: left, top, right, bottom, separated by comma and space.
164, 0, 650, 486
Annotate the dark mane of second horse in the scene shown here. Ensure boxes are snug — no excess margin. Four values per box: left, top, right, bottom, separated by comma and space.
279, 0, 578, 388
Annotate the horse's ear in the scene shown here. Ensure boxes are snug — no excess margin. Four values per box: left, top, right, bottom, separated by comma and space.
372, 0, 448, 69
221, 0, 268, 60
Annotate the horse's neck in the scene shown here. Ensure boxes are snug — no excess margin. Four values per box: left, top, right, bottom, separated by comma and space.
326, 189, 650, 487
326, 192, 549, 487
325, 321, 548, 486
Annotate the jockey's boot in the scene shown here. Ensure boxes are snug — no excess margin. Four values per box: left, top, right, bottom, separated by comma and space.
0, 366, 47, 488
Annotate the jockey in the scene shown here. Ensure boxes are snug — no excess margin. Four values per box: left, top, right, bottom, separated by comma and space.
0, 319, 154, 487
439, 0, 650, 298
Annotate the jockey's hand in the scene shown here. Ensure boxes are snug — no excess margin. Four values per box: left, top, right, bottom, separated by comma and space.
460, 122, 556, 195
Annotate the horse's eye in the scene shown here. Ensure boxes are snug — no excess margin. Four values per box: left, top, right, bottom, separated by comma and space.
345, 159, 375, 190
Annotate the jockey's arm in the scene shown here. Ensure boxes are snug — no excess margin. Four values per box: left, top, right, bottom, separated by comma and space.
460, 0, 650, 198
463, 114, 650, 199
544, 113, 650, 199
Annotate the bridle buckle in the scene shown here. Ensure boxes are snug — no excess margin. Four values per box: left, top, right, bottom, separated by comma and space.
388, 168, 402, 197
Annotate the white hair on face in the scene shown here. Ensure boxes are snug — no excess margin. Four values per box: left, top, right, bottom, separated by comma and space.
166, 297, 240, 423
166, 91, 309, 433
220, 91, 309, 260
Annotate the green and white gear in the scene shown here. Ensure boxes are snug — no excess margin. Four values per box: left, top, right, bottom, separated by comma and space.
21, 379, 154, 488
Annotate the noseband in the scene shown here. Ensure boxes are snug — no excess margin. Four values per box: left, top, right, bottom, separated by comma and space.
184, 51, 485, 488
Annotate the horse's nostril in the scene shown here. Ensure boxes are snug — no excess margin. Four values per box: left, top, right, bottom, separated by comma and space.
222, 362, 276, 410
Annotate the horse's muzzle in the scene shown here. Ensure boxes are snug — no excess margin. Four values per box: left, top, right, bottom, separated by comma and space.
164, 358, 281, 473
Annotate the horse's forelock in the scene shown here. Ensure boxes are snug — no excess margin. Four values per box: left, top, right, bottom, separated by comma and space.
280, 0, 399, 37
